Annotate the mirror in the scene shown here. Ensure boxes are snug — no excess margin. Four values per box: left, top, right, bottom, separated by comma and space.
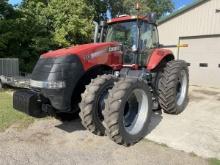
145, 13, 157, 24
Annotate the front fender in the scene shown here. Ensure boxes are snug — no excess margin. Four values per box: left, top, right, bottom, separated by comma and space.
147, 49, 174, 70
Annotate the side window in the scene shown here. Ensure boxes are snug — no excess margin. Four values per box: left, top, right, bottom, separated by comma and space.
152, 26, 159, 46
140, 23, 159, 50
140, 23, 153, 49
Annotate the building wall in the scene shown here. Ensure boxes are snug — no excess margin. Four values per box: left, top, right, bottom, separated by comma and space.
158, 0, 220, 57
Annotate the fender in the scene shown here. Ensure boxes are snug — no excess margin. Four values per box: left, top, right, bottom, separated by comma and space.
147, 48, 174, 70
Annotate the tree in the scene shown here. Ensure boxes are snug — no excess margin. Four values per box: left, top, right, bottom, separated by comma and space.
0, 0, 95, 72
109, 0, 174, 19
85, 0, 108, 21
0, 0, 17, 19
47, 0, 95, 46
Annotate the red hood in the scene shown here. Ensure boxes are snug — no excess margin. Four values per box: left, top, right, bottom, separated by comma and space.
42, 42, 118, 58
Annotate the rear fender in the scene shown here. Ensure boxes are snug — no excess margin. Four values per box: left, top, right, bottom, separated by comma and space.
147, 49, 174, 70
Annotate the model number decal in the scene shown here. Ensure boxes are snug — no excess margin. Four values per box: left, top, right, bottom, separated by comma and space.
109, 46, 121, 52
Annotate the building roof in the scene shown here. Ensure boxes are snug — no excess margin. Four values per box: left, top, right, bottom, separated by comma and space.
158, 0, 209, 25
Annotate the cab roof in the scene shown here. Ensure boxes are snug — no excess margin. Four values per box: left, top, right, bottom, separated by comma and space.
107, 15, 147, 24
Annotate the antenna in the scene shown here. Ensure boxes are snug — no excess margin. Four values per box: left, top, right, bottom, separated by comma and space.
135, 0, 141, 17
135, 0, 141, 11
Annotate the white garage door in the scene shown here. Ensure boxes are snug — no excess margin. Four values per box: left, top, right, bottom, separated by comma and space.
179, 36, 220, 88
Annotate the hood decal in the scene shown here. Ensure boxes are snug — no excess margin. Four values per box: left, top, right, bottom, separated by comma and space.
85, 48, 108, 61
42, 42, 118, 58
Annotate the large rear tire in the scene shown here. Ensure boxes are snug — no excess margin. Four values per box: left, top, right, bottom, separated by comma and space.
103, 78, 152, 146
79, 74, 116, 136
158, 60, 189, 114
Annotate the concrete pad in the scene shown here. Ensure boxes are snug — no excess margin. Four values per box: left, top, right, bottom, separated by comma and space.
146, 86, 220, 159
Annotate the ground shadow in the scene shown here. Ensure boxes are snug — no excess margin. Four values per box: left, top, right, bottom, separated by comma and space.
56, 110, 164, 134
55, 118, 86, 133
147, 110, 163, 134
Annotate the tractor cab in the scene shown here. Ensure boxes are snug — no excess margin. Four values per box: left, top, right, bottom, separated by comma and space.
95, 13, 159, 68
108, 14, 159, 67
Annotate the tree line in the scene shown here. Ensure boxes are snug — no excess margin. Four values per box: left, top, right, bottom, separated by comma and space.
0, 0, 174, 72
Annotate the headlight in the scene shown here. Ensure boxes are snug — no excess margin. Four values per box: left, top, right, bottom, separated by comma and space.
30, 80, 66, 89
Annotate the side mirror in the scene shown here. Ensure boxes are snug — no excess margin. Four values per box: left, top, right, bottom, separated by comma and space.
100, 21, 107, 27
145, 13, 157, 24
99, 21, 107, 42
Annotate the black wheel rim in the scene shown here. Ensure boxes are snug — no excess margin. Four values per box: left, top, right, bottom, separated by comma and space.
97, 86, 112, 121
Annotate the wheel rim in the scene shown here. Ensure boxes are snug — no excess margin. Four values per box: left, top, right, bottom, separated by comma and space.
123, 89, 149, 135
176, 70, 187, 106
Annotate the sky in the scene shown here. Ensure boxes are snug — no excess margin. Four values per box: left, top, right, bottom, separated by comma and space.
9, 0, 194, 10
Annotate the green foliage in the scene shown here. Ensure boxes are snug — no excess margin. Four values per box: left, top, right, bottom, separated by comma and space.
0, 0, 95, 72
109, 0, 174, 18
0, 0, 17, 19
0, 0, 173, 72
85, 0, 108, 21
47, 0, 95, 46
209, 158, 220, 165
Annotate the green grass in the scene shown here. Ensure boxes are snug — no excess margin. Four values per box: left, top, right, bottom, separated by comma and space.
209, 158, 220, 165
0, 90, 34, 132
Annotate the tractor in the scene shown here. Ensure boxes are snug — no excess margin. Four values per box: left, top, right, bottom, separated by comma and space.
13, 11, 189, 146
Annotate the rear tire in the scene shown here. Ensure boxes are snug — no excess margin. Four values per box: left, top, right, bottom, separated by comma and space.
79, 74, 117, 136
158, 60, 189, 114
103, 78, 152, 146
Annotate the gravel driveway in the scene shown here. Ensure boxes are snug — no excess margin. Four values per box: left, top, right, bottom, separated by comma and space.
0, 86, 219, 165
0, 119, 208, 165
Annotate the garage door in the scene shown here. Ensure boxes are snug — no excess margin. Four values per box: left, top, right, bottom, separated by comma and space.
179, 35, 220, 88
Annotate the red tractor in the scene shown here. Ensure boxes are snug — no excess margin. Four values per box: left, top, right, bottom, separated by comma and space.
13, 13, 189, 146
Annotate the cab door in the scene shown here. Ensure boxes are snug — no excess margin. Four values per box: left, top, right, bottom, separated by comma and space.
139, 23, 159, 66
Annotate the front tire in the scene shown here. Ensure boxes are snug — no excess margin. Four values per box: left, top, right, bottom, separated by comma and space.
158, 60, 189, 114
79, 74, 117, 136
103, 78, 152, 146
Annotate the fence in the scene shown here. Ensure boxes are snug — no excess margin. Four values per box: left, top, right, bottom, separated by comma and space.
0, 58, 19, 77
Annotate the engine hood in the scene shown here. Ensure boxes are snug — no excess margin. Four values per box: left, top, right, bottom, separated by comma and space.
41, 42, 118, 58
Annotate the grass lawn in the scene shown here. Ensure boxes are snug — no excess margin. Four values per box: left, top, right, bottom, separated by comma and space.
209, 158, 220, 165
0, 90, 34, 132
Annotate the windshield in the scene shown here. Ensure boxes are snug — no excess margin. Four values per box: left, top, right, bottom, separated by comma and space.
106, 21, 138, 50
105, 21, 157, 51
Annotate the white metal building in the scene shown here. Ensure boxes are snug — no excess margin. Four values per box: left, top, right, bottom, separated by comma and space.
158, 0, 220, 88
